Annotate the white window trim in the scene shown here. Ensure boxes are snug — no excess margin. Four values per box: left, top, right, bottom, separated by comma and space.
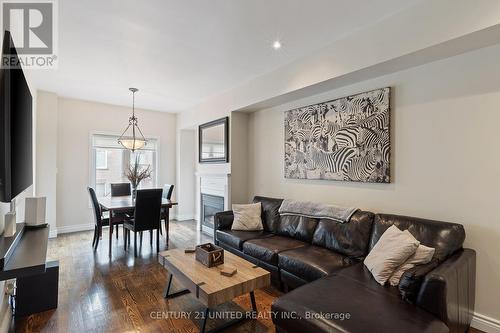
88, 131, 161, 195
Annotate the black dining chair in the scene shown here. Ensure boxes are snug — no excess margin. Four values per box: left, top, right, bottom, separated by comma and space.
123, 189, 163, 257
163, 184, 174, 200
88, 187, 115, 250
110, 183, 131, 196
109, 182, 133, 239
159, 184, 174, 237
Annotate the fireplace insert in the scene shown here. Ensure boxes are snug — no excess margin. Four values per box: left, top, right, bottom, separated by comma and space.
201, 193, 224, 231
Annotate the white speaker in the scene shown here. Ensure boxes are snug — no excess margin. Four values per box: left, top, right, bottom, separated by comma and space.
25, 197, 47, 227
4, 211, 16, 237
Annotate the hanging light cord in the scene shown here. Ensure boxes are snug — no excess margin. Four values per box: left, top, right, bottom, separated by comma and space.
131, 90, 136, 150
130, 90, 146, 143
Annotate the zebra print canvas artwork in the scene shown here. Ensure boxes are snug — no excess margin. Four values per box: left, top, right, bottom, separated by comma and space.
284, 87, 390, 183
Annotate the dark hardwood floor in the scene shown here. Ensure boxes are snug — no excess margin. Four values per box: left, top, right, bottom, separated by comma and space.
13, 220, 281, 333
13, 220, 483, 333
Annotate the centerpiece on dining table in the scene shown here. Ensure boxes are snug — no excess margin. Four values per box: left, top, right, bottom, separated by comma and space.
125, 155, 152, 198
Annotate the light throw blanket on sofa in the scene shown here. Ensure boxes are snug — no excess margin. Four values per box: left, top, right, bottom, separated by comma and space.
278, 199, 358, 223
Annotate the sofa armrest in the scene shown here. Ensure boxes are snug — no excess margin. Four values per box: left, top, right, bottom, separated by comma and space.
214, 211, 234, 231
416, 249, 476, 333
214, 211, 234, 245
399, 258, 440, 303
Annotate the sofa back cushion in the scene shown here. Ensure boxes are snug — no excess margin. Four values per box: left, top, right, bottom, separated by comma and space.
370, 214, 465, 261
275, 215, 319, 242
253, 196, 283, 233
312, 210, 374, 259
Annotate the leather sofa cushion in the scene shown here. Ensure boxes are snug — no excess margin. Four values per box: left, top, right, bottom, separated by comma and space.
242, 236, 308, 265
336, 263, 401, 297
311, 210, 374, 259
370, 214, 465, 262
275, 215, 318, 242
253, 196, 283, 233
272, 267, 448, 333
278, 246, 352, 282
216, 230, 273, 250
280, 270, 309, 289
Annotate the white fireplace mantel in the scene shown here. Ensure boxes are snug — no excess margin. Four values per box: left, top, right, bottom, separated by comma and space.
198, 173, 231, 210
197, 171, 231, 235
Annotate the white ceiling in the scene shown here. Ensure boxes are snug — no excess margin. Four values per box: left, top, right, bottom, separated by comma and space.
29, 0, 420, 113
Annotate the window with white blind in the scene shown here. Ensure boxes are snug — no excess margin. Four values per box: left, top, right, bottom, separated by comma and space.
95, 150, 108, 169
90, 134, 158, 197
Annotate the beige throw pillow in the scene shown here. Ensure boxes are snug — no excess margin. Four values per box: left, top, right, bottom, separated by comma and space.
388, 242, 435, 286
231, 202, 263, 231
364, 225, 420, 285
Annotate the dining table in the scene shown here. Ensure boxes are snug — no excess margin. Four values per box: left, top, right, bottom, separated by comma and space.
98, 195, 178, 257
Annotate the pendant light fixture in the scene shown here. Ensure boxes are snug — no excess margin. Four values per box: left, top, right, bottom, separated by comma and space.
118, 88, 147, 152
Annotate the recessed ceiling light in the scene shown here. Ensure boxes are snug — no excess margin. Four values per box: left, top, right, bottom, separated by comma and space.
273, 40, 282, 50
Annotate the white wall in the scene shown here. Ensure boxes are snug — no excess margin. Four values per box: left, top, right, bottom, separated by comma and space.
52, 97, 177, 233
36, 91, 58, 237
247, 43, 500, 327
176, 129, 196, 220
230, 112, 249, 205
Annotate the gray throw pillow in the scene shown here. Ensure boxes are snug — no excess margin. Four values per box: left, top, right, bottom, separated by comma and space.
388, 242, 435, 286
364, 225, 420, 285
231, 202, 263, 231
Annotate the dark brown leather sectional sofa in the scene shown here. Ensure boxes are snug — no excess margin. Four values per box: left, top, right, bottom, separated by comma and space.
214, 196, 476, 333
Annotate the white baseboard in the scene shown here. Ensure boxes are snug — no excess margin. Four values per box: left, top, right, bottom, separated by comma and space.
175, 213, 195, 221
472, 313, 500, 333
49, 228, 58, 238
56, 223, 94, 235
54, 215, 198, 235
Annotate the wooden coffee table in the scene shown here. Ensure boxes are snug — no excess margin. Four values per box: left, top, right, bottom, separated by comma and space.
159, 248, 271, 333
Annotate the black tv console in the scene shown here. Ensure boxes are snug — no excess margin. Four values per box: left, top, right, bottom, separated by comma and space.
0, 224, 58, 316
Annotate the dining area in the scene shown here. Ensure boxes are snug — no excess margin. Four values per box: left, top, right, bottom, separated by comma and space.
88, 183, 178, 257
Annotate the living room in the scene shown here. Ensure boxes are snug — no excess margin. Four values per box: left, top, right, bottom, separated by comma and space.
0, 0, 499, 332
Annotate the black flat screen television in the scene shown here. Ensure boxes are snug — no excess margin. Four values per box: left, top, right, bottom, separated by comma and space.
0, 31, 33, 203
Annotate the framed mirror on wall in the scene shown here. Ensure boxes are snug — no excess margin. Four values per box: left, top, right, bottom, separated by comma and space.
199, 117, 229, 163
